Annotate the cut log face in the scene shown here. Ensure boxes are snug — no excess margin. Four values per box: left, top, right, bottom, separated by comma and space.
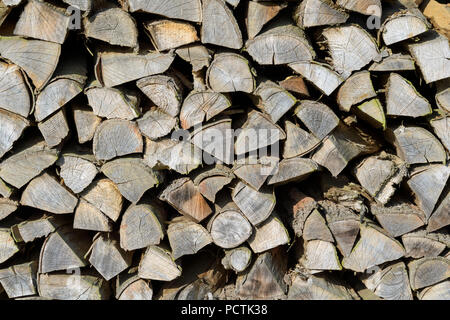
279, 76, 310, 97
39, 226, 91, 273
337, 71, 377, 112
0, 37, 61, 91
254, 80, 297, 123
369, 53, 416, 72
38, 110, 69, 148
246, 0, 287, 39
295, 100, 339, 140
408, 257, 450, 290
288, 273, 356, 300
294, 0, 349, 28
0, 198, 17, 221
336, 0, 381, 16
232, 182, 275, 226
233, 155, 279, 191
11, 215, 64, 243
193, 166, 234, 202
246, 24, 315, 65
303, 208, 333, 243
120, 202, 165, 251
322, 25, 381, 78
167, 217, 212, 259
408, 33, 450, 84
160, 177, 213, 223
248, 214, 289, 253
430, 117, 450, 152
176, 44, 212, 72
0, 61, 32, 117
97, 51, 175, 87
419, 281, 450, 300
85, 8, 138, 48
0, 140, 58, 189
302, 240, 342, 271
127, 0, 202, 23
436, 84, 450, 113
407, 165, 450, 220
402, 230, 446, 259
355, 98, 386, 130
427, 191, 450, 233
342, 224, 406, 273
137, 75, 182, 117
137, 108, 176, 140
381, 10, 429, 46
101, 157, 160, 203
73, 106, 102, 144
81, 178, 123, 222
283, 121, 320, 158
386, 73, 431, 118
289, 61, 343, 96
0, 228, 19, 264
222, 247, 252, 273
21, 173, 78, 214
89, 234, 133, 281
267, 157, 318, 186
0, 178, 12, 198
138, 245, 182, 281
62, 0, 92, 12
144, 19, 199, 51
73, 199, 113, 232
392, 126, 446, 165
116, 274, 153, 300
14, 0, 70, 44
93, 119, 143, 161
0, 261, 37, 299
201, 0, 243, 49
207, 53, 255, 93
0, 109, 29, 159
57, 155, 98, 194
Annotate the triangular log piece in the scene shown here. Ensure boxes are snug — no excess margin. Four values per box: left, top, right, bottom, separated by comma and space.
167, 216, 213, 259
176, 44, 212, 72
337, 71, 377, 112
342, 224, 406, 273
302, 240, 342, 271
11, 215, 66, 243
381, 9, 430, 45
21, 173, 78, 214
267, 157, 318, 186
248, 213, 289, 253
120, 202, 166, 251
391, 125, 446, 165
246, 0, 287, 39
221, 246, 252, 273
0, 228, 19, 264
115, 271, 153, 300
193, 165, 234, 203
369, 53, 416, 72
280, 188, 317, 237
201, 0, 243, 49
101, 157, 161, 203
294, 100, 339, 140
144, 19, 198, 51
232, 181, 275, 226
0, 261, 37, 299
336, 0, 382, 16
236, 247, 287, 299
0, 139, 58, 189
85, 7, 138, 48
294, 0, 349, 28
81, 178, 123, 222
89, 234, 133, 281
371, 201, 425, 238
138, 245, 182, 281
93, 119, 143, 161
408, 257, 450, 290
246, 24, 315, 65
283, 121, 320, 158
127, 0, 202, 23
430, 116, 450, 152
279, 76, 310, 97
436, 81, 450, 112
37, 109, 69, 148
303, 208, 334, 242
0, 178, 12, 198
233, 155, 279, 191
355, 98, 386, 130
0, 61, 32, 117
402, 230, 447, 259
418, 281, 450, 300
159, 177, 213, 223
0, 109, 29, 159
73, 105, 102, 144
57, 154, 98, 194
137, 108, 176, 140
73, 199, 113, 232
0, 198, 17, 221
427, 190, 450, 233
96, 50, 175, 87
39, 226, 91, 273
289, 61, 343, 95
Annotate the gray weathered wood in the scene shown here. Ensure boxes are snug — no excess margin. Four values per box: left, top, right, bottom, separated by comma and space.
137, 108, 176, 140
0, 228, 19, 264
302, 240, 342, 271
0, 261, 37, 298
0, 109, 29, 159
337, 71, 377, 112
0, 61, 32, 117
176, 44, 212, 72
369, 53, 416, 72
81, 178, 123, 222
294, 0, 349, 28
73, 199, 113, 232
336, 0, 381, 16
430, 116, 450, 152
0, 198, 17, 221
138, 245, 182, 281
295, 100, 339, 140
116, 271, 153, 300
355, 98, 386, 130
303, 208, 334, 242
402, 230, 447, 259
246, 0, 287, 39
381, 9, 430, 45
127, 0, 202, 23
221, 246, 252, 273
427, 190, 450, 233
73, 105, 102, 144
57, 154, 97, 194
288, 273, 357, 300
283, 121, 320, 158
419, 280, 450, 300
37, 109, 69, 148
144, 19, 198, 51
233, 155, 279, 191
289, 61, 343, 95
408, 257, 450, 290
11, 215, 65, 243
267, 157, 318, 186
248, 213, 289, 253
193, 165, 234, 203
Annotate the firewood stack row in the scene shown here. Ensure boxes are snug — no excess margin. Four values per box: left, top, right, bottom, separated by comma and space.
0, 0, 448, 300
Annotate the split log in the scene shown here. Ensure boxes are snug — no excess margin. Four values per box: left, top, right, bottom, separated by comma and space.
279, 76, 310, 97
0, 198, 17, 221
427, 191, 450, 233
221, 247, 252, 273
101, 157, 161, 203
37, 110, 69, 148
301, 240, 342, 271
0, 61, 32, 117
167, 216, 213, 259
14, 0, 70, 44
294, 0, 349, 28
193, 165, 234, 202
294, 100, 339, 140
369, 53, 416, 72
62, 0, 92, 12
201, 0, 243, 49
336, 0, 381, 16
88, 234, 133, 281
320, 174, 367, 212
381, 9, 430, 45
283, 121, 320, 158
419, 280, 450, 300
137, 75, 182, 117
72, 105, 102, 144
354, 98, 386, 130
337, 71, 377, 112
402, 230, 447, 259
176, 44, 212, 72
0, 36, 61, 90
248, 213, 289, 253
126, 0, 202, 23
11, 215, 66, 243
289, 61, 343, 96
436, 81, 450, 112
408, 257, 450, 290
144, 20, 198, 51
390, 125, 446, 165
0, 261, 37, 299
303, 208, 334, 242
96, 50, 175, 87
267, 157, 318, 186
39, 226, 91, 273
280, 188, 317, 237
233, 155, 279, 190
246, 1, 287, 39
430, 116, 450, 152
138, 245, 182, 281
232, 181, 275, 226
386, 73, 431, 118
0, 139, 58, 189
0, 178, 12, 198
159, 177, 213, 223
21, 173, 78, 214
0, 109, 29, 159
85, 7, 138, 48
93, 119, 143, 161
73, 199, 113, 232
57, 154, 97, 194
246, 24, 315, 65
207, 53, 255, 93
0, 228, 19, 264
120, 202, 166, 251
81, 178, 123, 222
116, 271, 153, 300
137, 108, 176, 140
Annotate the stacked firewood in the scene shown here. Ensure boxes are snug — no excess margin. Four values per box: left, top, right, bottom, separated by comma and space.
0, 0, 448, 300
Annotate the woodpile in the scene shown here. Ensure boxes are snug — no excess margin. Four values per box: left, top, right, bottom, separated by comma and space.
0, 0, 449, 301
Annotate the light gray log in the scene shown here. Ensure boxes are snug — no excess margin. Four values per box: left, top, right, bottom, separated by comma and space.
37, 109, 69, 148
428, 190, 450, 233
116, 271, 153, 300
419, 281, 450, 300
248, 213, 289, 253
233, 155, 279, 191
369, 53, 416, 72
336, 0, 381, 16
436, 80, 450, 112
176, 44, 212, 72
0, 261, 37, 299
144, 19, 198, 51
0, 61, 32, 117
283, 121, 320, 158
0, 178, 12, 198
137, 108, 176, 141
57, 154, 98, 194
62, 0, 92, 11
289, 61, 343, 95
138, 245, 182, 281
381, 9, 430, 45
294, 0, 349, 28
221, 246, 252, 273
0, 228, 19, 263
73, 199, 113, 232
246, 0, 287, 39
303, 208, 334, 242
0, 198, 17, 221
127, 0, 202, 23
267, 157, 318, 186
295, 100, 339, 140
73, 105, 102, 144
302, 240, 342, 271
408, 257, 450, 290
81, 178, 123, 222
0, 109, 29, 159
288, 273, 357, 300
193, 165, 234, 202
11, 215, 65, 243
402, 230, 447, 259
337, 71, 377, 112
430, 116, 450, 152
355, 98, 386, 130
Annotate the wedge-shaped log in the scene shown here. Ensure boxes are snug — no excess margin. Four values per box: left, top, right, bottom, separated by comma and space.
137, 108, 176, 140
37, 110, 69, 148
11, 215, 65, 243
0, 228, 18, 264
428, 191, 450, 233
337, 71, 376, 112
0, 61, 32, 117
73, 105, 102, 144
369, 53, 415, 72
127, 0, 202, 23
336, 0, 381, 16
233, 155, 279, 191
283, 121, 320, 158
81, 178, 123, 222
0, 178, 12, 198
193, 165, 234, 202
294, 0, 349, 28
144, 19, 198, 51
288, 273, 357, 300
138, 245, 182, 281
248, 213, 289, 253
0, 109, 29, 159
0, 261, 37, 299
202, 0, 243, 49
355, 98, 386, 130
221, 246, 252, 273
295, 100, 339, 140
381, 9, 430, 45
176, 44, 212, 72
73, 199, 113, 232
57, 154, 98, 194
267, 157, 318, 186
408, 257, 450, 290
302, 240, 342, 271
116, 272, 153, 300
246, 0, 287, 39
289, 61, 343, 95
419, 281, 450, 300
0, 198, 17, 221
279, 76, 310, 97
430, 116, 450, 152
402, 230, 447, 259
303, 208, 334, 242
